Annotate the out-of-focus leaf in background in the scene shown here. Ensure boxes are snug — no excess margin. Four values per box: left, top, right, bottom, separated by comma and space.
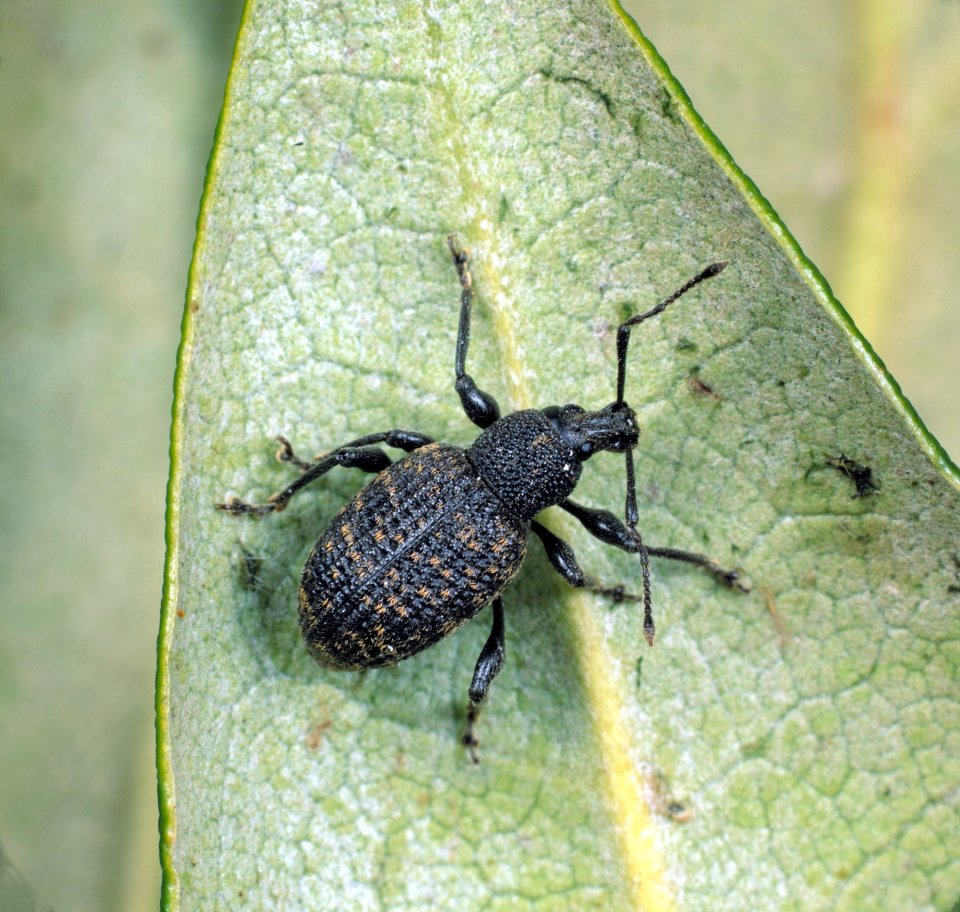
0, 0, 242, 910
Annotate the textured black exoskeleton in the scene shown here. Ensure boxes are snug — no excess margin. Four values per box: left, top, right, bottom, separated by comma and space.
219, 236, 745, 760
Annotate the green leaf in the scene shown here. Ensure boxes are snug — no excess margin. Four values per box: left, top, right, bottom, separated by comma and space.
159, 1, 960, 909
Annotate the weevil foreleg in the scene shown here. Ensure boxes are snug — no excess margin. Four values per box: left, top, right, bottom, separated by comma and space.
645, 545, 747, 592
447, 235, 502, 430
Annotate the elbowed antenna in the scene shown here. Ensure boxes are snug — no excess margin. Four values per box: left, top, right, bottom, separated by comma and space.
617, 260, 729, 521
615, 260, 729, 645
615, 261, 728, 405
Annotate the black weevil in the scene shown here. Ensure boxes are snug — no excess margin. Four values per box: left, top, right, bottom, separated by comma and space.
219, 236, 745, 759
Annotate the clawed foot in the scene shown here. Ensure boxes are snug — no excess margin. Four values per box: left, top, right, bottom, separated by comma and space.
708, 565, 750, 593
216, 494, 282, 515
275, 435, 314, 470
462, 703, 481, 764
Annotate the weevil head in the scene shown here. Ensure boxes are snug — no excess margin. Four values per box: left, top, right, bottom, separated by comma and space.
542, 401, 639, 462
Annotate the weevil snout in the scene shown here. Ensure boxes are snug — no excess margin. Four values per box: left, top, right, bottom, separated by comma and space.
543, 402, 639, 460
597, 401, 639, 452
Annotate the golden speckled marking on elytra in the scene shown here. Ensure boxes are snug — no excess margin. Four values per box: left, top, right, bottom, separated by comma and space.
373, 529, 386, 544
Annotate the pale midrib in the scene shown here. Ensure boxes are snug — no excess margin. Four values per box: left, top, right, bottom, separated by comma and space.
431, 28, 676, 912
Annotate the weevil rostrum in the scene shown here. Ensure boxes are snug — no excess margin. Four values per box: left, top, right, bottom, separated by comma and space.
219, 236, 746, 760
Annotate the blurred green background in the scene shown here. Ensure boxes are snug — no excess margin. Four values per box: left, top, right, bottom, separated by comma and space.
0, 1, 956, 910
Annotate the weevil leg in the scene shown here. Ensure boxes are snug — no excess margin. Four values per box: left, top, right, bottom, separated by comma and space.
447, 235, 501, 429
531, 521, 586, 588
558, 499, 746, 591
218, 445, 392, 515
274, 436, 315, 470
277, 429, 434, 470
463, 596, 505, 764
219, 429, 435, 515
533, 519, 658, 621
645, 546, 748, 592
532, 521, 653, 631
557, 498, 747, 644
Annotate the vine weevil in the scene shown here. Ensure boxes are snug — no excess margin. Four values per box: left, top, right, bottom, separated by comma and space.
219, 236, 745, 760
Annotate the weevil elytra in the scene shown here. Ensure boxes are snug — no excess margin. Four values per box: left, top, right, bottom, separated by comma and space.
219, 236, 745, 760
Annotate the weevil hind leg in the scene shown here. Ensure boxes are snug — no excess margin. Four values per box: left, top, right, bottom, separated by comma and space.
462, 596, 505, 764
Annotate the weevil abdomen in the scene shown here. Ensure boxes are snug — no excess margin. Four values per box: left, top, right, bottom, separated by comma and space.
298, 442, 527, 669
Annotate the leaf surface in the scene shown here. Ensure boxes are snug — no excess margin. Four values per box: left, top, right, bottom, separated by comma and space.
160, 2, 960, 909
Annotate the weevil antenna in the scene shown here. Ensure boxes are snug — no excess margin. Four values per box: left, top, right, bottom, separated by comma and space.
615, 261, 728, 645
616, 261, 728, 524
625, 447, 638, 529
614, 261, 728, 405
